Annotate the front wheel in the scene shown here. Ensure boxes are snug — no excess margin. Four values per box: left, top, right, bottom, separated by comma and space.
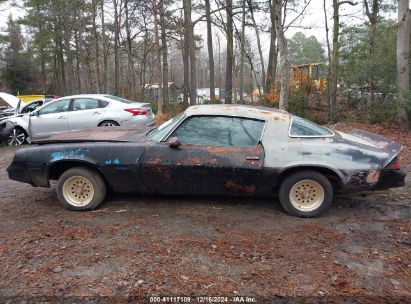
56, 167, 107, 211
279, 171, 333, 218
8, 127, 27, 146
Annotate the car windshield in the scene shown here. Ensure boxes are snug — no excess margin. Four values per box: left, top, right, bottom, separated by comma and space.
147, 112, 184, 141
290, 115, 334, 137
104, 95, 134, 104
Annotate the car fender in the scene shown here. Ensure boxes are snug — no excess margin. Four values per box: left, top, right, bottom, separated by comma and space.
1, 115, 30, 136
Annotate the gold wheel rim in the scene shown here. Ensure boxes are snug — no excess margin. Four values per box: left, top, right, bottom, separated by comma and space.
62, 176, 95, 207
289, 179, 325, 212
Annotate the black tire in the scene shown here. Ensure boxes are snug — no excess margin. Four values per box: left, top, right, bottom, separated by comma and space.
279, 171, 333, 218
99, 120, 119, 127
56, 167, 107, 211
8, 127, 27, 146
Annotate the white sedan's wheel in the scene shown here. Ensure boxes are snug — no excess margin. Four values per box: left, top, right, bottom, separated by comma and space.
279, 171, 333, 217
99, 121, 119, 127
8, 128, 26, 146
62, 176, 95, 207
56, 167, 106, 211
289, 179, 325, 212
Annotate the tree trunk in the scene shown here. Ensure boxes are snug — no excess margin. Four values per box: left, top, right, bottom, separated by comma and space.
364, 0, 379, 110
92, 0, 101, 93
265, 0, 277, 95
247, 0, 266, 96
274, 0, 289, 110
62, 17, 74, 95
183, 0, 196, 105
74, 28, 82, 93
330, 0, 339, 118
159, 0, 169, 104
113, 0, 120, 95
205, 0, 215, 103
125, 0, 136, 99
101, 0, 107, 93
239, 0, 246, 102
189, 21, 197, 105
183, 0, 191, 106
225, 0, 233, 104
397, 0, 410, 128
153, 0, 163, 113
323, 0, 332, 113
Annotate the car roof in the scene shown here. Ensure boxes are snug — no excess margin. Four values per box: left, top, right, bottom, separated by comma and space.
56, 94, 110, 99
185, 104, 291, 121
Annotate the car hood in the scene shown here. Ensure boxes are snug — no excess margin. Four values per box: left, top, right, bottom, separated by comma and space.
336, 129, 403, 167
32, 126, 153, 144
0, 112, 26, 122
0, 93, 20, 109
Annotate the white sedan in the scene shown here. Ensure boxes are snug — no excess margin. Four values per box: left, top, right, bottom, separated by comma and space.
1, 94, 155, 145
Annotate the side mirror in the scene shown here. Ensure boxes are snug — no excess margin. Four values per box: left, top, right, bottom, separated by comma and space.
169, 137, 181, 149
31, 111, 40, 117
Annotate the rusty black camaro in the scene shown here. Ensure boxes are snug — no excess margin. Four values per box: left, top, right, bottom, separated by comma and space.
7, 105, 406, 217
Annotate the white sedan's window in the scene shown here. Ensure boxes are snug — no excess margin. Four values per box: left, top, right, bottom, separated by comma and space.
172, 116, 264, 146
290, 116, 334, 136
38, 99, 70, 115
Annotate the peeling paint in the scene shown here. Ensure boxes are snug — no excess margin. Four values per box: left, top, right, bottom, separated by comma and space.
50, 148, 89, 162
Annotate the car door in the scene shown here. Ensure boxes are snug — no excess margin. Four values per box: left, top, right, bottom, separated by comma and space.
68, 98, 108, 131
139, 115, 265, 195
29, 99, 71, 137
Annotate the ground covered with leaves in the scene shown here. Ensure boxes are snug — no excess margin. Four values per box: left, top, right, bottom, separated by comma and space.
0, 124, 410, 303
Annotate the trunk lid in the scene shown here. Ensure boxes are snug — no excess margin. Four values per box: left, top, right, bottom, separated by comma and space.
339, 129, 403, 167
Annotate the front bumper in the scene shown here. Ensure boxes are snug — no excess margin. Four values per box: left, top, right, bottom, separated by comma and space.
374, 169, 406, 190
7, 161, 33, 184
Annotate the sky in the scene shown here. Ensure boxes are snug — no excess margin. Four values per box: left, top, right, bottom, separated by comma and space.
0, 0, 402, 57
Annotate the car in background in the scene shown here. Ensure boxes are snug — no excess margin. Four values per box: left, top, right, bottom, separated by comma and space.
1, 94, 155, 145
7, 104, 405, 217
0, 96, 56, 145
0, 93, 21, 119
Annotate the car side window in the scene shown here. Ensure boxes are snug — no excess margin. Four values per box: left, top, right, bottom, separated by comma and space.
171, 116, 265, 146
38, 99, 70, 115
72, 98, 104, 111
290, 115, 334, 136
22, 100, 43, 113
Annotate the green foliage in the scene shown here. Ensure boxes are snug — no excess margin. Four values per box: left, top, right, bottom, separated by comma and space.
288, 90, 311, 120
1, 17, 37, 94
338, 19, 398, 123
339, 20, 397, 101
288, 32, 325, 65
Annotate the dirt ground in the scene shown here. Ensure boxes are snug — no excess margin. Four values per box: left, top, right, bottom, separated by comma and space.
0, 123, 410, 303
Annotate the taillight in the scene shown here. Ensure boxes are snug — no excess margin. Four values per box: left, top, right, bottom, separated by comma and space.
124, 108, 148, 116
386, 159, 401, 170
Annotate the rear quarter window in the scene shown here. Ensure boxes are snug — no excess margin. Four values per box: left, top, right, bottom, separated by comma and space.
289, 116, 334, 137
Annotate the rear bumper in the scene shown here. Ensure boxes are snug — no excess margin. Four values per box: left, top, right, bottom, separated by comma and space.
122, 115, 156, 127
374, 169, 406, 190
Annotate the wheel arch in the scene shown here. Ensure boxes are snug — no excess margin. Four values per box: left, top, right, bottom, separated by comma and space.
277, 165, 343, 190
13, 125, 29, 136
47, 160, 111, 190
98, 119, 120, 127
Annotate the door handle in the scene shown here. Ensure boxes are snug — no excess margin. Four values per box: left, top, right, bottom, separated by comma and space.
92, 112, 102, 115
246, 156, 260, 160
57, 116, 65, 119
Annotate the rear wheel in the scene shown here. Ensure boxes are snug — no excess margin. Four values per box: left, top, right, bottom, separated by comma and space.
8, 127, 26, 146
56, 167, 106, 211
279, 171, 333, 217
99, 120, 119, 127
